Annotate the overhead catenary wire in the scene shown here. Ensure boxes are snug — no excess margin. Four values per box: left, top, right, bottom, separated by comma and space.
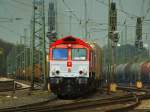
7, 0, 31, 11
62, 0, 81, 23
143, 7, 150, 20
0, 0, 13, 17
8, 0, 49, 11
142, 0, 150, 20
0, 0, 149, 46
95, 0, 138, 19
9, 0, 32, 7
0, 24, 21, 36
61, 0, 86, 37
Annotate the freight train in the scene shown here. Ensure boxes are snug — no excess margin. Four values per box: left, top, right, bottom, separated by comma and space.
15, 64, 43, 81
7, 46, 47, 82
49, 36, 102, 97
115, 61, 150, 87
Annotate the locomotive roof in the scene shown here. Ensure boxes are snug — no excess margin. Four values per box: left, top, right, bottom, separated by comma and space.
50, 36, 92, 49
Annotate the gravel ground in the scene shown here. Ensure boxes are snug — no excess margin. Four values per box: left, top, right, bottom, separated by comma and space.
0, 89, 52, 108
136, 99, 150, 109
0, 78, 53, 109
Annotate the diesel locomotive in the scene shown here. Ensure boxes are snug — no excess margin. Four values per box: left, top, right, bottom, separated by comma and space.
49, 36, 102, 97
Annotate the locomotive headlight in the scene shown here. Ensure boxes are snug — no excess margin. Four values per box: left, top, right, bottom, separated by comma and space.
79, 70, 87, 75
56, 70, 60, 74
79, 67, 88, 75
51, 66, 60, 76
79, 70, 83, 74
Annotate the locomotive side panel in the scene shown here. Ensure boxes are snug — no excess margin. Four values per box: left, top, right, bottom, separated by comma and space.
87, 42, 102, 80
95, 44, 102, 80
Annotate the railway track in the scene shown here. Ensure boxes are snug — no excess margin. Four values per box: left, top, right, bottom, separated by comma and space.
117, 86, 150, 93
0, 93, 144, 112
1, 85, 150, 112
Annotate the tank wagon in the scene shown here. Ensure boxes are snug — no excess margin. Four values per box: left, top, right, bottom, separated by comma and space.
49, 36, 102, 97
115, 61, 150, 87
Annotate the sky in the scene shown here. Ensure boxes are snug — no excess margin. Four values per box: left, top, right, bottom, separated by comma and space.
0, 0, 150, 48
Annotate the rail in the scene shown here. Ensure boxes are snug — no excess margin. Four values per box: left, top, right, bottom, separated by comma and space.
0, 94, 141, 112
1, 86, 150, 112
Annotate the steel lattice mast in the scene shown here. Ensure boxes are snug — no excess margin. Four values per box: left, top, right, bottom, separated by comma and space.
31, 0, 47, 90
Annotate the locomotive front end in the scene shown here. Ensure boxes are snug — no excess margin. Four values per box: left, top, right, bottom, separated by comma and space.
49, 36, 91, 97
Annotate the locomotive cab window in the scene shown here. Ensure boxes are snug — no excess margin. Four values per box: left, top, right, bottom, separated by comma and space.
52, 48, 68, 60
72, 48, 86, 60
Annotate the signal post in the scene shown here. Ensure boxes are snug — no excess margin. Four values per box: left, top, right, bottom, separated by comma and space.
108, 0, 119, 92
135, 17, 143, 89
